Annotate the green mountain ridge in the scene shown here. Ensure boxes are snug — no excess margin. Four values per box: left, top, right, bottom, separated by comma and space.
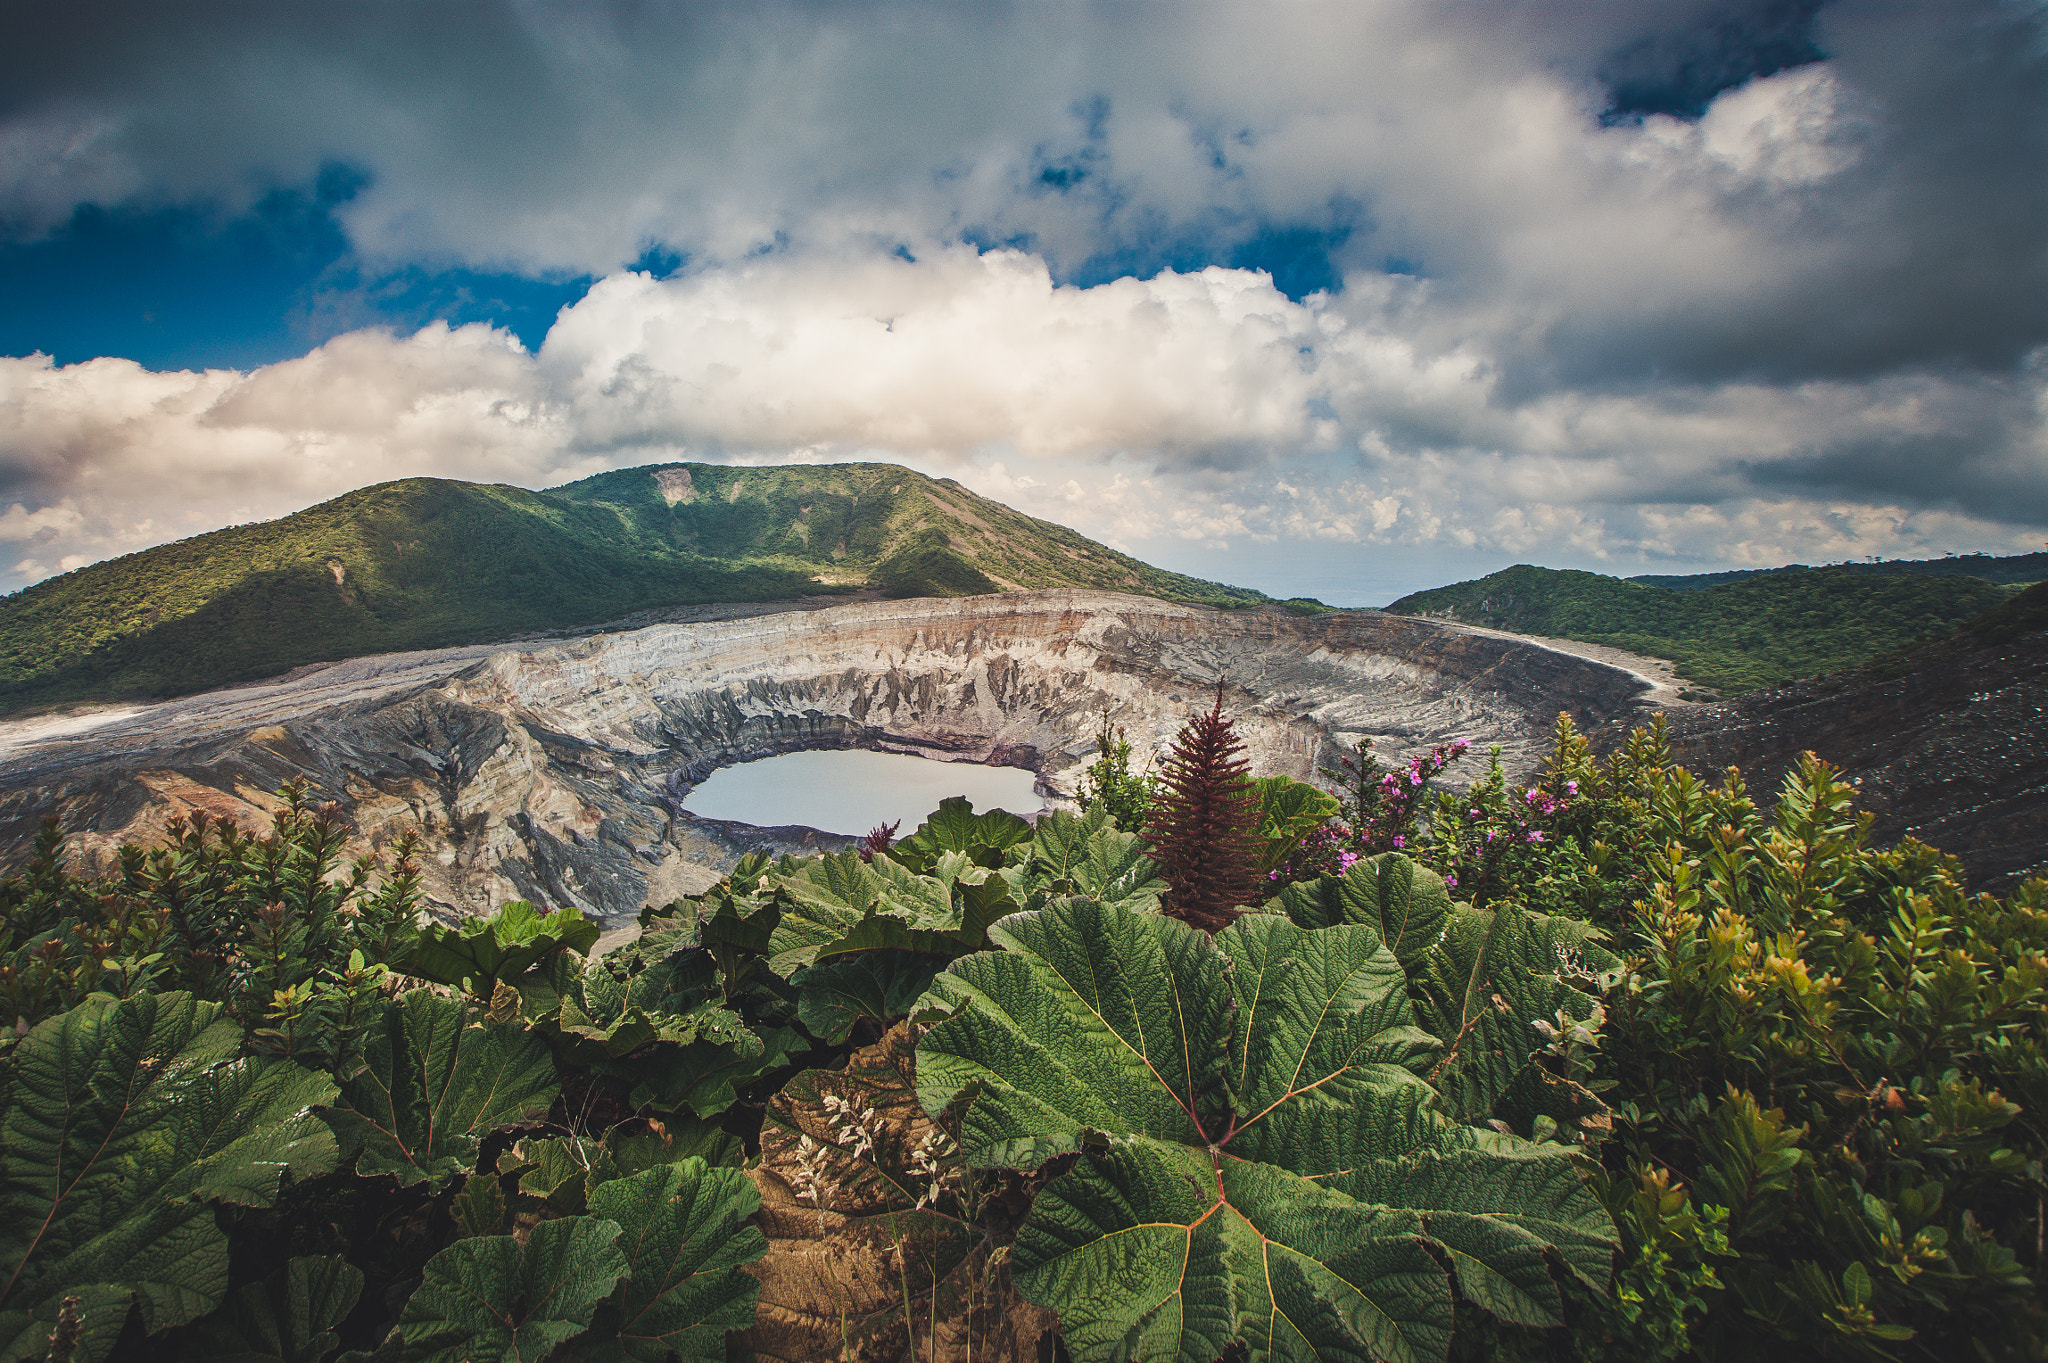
0, 461, 1267, 716
1630, 549, 2048, 591
1387, 562, 2017, 694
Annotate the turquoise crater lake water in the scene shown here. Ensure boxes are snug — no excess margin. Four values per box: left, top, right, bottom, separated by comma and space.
680, 749, 1048, 835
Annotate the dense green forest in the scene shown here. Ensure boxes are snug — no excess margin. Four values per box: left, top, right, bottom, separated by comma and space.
1386, 563, 2014, 694
1632, 549, 2048, 591
3, 707, 2040, 1361
0, 463, 1266, 716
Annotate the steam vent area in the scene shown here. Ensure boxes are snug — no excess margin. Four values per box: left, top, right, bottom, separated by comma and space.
0, 590, 1660, 923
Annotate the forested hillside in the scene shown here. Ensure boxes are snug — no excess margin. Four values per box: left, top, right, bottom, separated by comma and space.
0, 463, 1265, 715
1387, 562, 2012, 693
1631, 548, 2048, 590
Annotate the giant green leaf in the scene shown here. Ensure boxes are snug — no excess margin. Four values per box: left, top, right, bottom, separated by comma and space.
765, 851, 1014, 976
397, 1216, 626, 1363
580, 1163, 767, 1362
1006, 804, 1166, 912
320, 992, 558, 1187
888, 796, 1035, 872
1407, 901, 1618, 1128
550, 951, 754, 1059
600, 1024, 803, 1118
1251, 775, 1342, 873
1272, 853, 1455, 970
180, 1256, 363, 1363
0, 993, 338, 1363
395, 900, 601, 996
916, 900, 1616, 1363
523, 946, 798, 1120
790, 950, 947, 1043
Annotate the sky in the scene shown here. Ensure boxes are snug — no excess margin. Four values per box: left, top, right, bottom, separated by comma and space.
1, 0, 2045, 606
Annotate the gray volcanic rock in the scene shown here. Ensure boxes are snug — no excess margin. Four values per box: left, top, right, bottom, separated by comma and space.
1649, 631, 2048, 892
0, 591, 1655, 921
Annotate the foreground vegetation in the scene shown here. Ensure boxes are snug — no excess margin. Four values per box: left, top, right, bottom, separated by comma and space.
1386, 563, 2015, 694
2, 702, 2041, 1361
0, 462, 1266, 716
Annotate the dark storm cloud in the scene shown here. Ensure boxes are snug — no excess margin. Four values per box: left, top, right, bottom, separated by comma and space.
1598, 0, 1829, 122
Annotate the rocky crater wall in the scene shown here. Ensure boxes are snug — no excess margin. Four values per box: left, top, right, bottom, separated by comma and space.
0, 591, 1655, 921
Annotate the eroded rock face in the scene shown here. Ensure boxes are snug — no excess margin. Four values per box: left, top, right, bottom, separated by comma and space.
0, 591, 1654, 921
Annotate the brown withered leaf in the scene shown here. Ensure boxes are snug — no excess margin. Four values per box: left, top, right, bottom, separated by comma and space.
739, 1023, 1057, 1363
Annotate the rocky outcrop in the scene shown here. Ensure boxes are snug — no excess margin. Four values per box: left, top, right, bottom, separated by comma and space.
0, 591, 1656, 921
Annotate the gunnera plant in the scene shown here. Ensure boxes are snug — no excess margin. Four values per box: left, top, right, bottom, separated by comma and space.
1141, 685, 1266, 932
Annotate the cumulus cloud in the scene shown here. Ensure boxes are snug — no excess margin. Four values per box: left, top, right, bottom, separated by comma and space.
0, 1, 2044, 597
5, 243, 2046, 598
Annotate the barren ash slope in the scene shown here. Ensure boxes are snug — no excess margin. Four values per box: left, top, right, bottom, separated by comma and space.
1648, 583, 2048, 892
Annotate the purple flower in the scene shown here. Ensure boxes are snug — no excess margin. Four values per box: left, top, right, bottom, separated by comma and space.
1527, 830, 1545, 843
1444, 875, 1458, 888
1391, 835, 1406, 848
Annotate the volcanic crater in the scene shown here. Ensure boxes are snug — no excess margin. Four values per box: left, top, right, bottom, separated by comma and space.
0, 591, 1665, 921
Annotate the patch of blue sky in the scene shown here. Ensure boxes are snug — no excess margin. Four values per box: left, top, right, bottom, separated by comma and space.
1060, 220, 1355, 302
0, 162, 602, 371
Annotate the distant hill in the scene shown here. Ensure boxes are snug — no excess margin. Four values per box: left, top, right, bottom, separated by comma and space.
1385, 563, 2012, 694
1631, 550, 2048, 592
0, 461, 1266, 715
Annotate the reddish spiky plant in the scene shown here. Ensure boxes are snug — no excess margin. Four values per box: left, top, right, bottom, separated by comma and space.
1142, 686, 1266, 932
857, 820, 900, 864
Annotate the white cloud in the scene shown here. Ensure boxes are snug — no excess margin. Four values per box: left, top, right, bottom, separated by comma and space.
5, 240, 2047, 597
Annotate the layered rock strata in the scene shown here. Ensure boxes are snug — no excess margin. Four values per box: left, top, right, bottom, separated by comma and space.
0, 591, 1655, 921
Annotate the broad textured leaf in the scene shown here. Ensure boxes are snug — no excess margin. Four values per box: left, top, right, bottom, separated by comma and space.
791, 949, 946, 1043
917, 897, 1223, 1167
551, 953, 752, 1059
742, 1025, 1056, 1362
1251, 775, 1342, 873
890, 796, 1035, 871
180, 1256, 363, 1363
1008, 805, 1167, 912
397, 1216, 626, 1363
395, 900, 600, 995
522, 948, 785, 1120
601, 1025, 802, 1118
1407, 902, 1617, 1127
766, 851, 1013, 976
581, 1163, 766, 1362
0, 994, 338, 1363
510, 1119, 744, 1218
1272, 854, 1454, 970
321, 992, 558, 1187
1337, 1146, 1613, 1326
603, 1117, 746, 1174
450, 1170, 510, 1238
918, 900, 1616, 1363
